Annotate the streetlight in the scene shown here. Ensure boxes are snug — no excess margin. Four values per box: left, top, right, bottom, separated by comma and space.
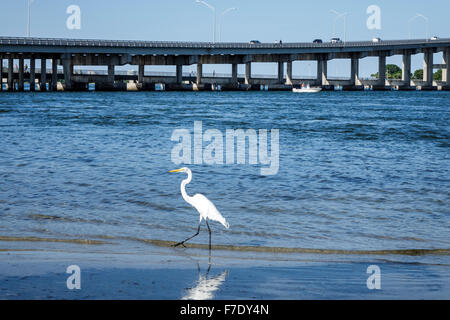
196, 0, 216, 43
330, 9, 348, 43
409, 13, 429, 40
219, 7, 237, 42
27, 0, 35, 37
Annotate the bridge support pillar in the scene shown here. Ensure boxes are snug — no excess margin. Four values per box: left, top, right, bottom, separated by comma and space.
40, 58, 47, 91
286, 61, 293, 85
176, 64, 183, 84
402, 52, 411, 86
350, 56, 360, 86
51, 58, 58, 91
138, 64, 144, 84
423, 49, 433, 87
108, 64, 115, 85
245, 62, 251, 85
277, 61, 284, 84
0, 57, 2, 92
18, 57, 24, 92
8, 57, 13, 91
376, 54, 386, 88
62, 58, 72, 91
231, 63, 238, 85
196, 64, 202, 85
317, 58, 327, 86
30, 57, 35, 92
442, 49, 449, 84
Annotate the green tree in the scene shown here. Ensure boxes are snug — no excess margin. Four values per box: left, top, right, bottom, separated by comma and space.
411, 69, 442, 81
434, 69, 442, 81
371, 64, 402, 79
412, 69, 423, 80
386, 64, 402, 79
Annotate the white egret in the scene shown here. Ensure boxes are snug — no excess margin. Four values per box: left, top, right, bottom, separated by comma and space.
169, 167, 229, 250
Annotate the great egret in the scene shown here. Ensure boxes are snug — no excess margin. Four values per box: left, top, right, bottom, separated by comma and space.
169, 167, 229, 250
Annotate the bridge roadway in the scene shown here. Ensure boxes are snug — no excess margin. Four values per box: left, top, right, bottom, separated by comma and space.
1, 36, 449, 91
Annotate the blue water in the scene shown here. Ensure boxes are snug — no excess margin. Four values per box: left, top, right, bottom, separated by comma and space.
0, 91, 449, 252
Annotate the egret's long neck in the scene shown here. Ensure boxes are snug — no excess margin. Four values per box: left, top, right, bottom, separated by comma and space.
181, 170, 194, 205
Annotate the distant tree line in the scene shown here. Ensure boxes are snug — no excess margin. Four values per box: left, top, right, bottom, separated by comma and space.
371, 64, 442, 80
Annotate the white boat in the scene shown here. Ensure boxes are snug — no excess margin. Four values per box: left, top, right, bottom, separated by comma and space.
293, 84, 322, 93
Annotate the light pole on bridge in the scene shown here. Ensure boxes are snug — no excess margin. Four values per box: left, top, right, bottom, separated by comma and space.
27, 0, 35, 37
409, 13, 430, 40
196, 0, 216, 43
330, 10, 348, 43
219, 7, 237, 42
196, 1, 237, 43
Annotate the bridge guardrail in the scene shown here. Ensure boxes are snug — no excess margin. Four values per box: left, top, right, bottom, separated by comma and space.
1, 36, 450, 50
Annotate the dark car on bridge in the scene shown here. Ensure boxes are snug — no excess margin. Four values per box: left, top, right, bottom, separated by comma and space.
313, 39, 323, 44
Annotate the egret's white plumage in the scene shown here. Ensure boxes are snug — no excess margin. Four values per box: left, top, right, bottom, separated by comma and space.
170, 167, 229, 249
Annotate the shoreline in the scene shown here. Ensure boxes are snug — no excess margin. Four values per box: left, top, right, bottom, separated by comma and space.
1, 235, 449, 256
1, 242, 449, 299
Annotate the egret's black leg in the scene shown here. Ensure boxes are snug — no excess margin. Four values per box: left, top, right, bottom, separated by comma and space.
173, 223, 201, 247
206, 220, 212, 252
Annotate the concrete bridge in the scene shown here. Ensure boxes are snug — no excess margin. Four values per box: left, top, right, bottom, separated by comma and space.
1, 36, 449, 91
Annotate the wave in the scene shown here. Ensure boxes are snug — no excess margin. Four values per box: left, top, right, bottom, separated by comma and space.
138, 239, 450, 256
0, 236, 108, 245
1, 235, 449, 256
28, 214, 112, 225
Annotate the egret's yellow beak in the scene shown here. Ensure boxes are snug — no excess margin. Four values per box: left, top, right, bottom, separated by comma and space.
169, 169, 183, 173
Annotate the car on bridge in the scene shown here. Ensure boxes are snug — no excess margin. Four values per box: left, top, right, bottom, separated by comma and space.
249, 40, 261, 44
372, 37, 382, 43
431, 36, 439, 41
330, 38, 342, 44
313, 39, 323, 44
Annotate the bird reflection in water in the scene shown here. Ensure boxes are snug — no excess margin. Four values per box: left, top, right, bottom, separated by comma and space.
182, 256, 229, 300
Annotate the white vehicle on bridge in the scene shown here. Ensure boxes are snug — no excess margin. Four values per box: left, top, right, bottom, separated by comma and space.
331, 38, 342, 44
372, 37, 382, 43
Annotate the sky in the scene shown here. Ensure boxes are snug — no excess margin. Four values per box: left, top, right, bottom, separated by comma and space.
0, 0, 448, 77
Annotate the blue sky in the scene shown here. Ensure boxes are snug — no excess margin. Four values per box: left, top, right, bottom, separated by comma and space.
1, 0, 448, 76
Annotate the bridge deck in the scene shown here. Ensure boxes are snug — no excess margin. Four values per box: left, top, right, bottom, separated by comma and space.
1, 36, 450, 55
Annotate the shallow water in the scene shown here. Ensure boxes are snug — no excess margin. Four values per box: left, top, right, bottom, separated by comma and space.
0, 91, 449, 255
1, 247, 449, 300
